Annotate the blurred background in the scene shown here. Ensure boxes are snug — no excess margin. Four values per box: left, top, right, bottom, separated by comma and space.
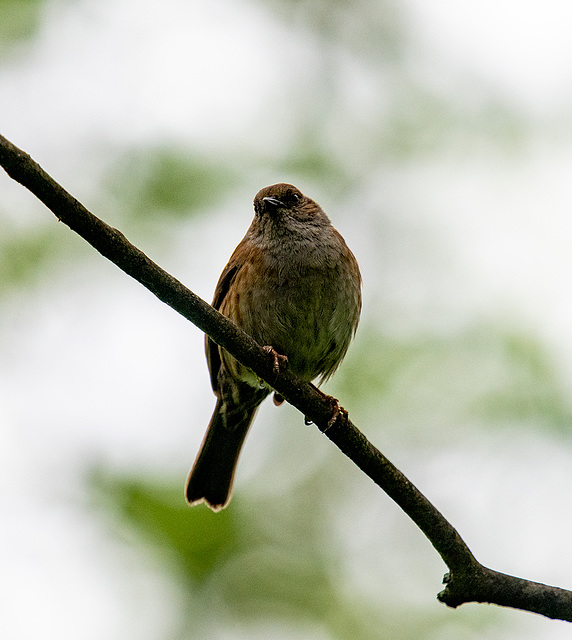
2, 0, 572, 638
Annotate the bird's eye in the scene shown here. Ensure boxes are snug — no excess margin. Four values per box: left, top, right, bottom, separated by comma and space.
290, 191, 301, 203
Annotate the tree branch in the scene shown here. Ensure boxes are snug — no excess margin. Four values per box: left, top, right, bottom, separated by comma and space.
1, 133, 571, 621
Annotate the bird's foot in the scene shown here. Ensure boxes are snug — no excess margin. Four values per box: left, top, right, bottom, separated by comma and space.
324, 396, 348, 431
262, 345, 288, 377
304, 395, 348, 431
258, 346, 288, 403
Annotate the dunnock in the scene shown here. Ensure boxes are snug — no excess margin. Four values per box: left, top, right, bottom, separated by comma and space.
185, 183, 361, 511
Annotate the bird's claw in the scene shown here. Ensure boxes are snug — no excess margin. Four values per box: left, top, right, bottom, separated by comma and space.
259, 346, 288, 403
324, 397, 348, 431
305, 395, 347, 430
262, 345, 288, 377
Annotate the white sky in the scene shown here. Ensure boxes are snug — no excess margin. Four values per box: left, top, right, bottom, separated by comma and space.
408, 0, 572, 111
2, 1, 572, 638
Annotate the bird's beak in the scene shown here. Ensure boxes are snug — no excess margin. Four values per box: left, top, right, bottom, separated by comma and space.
263, 196, 284, 209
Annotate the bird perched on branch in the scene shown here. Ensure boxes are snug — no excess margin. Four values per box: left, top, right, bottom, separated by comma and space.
185, 183, 361, 511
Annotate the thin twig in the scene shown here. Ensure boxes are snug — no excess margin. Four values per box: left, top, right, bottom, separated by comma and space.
1, 133, 571, 620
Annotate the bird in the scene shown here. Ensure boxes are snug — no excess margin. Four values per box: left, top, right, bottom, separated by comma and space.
185, 183, 361, 511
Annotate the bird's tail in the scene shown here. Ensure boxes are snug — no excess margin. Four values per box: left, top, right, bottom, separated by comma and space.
185, 394, 263, 511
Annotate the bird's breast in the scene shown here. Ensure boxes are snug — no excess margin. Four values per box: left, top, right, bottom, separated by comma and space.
228, 241, 358, 381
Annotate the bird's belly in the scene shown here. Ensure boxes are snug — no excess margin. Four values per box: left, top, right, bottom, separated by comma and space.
238, 270, 353, 382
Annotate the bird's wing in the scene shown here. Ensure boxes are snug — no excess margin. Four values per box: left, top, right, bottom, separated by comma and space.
205, 258, 241, 393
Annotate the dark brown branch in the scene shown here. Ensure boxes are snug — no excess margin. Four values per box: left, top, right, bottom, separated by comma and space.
1, 133, 571, 621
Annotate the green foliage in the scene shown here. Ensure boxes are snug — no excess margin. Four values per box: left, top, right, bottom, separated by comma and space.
104, 147, 239, 221
264, 0, 408, 63
93, 470, 240, 583
380, 88, 530, 159
0, 225, 56, 291
0, 0, 45, 54
0, 145, 239, 293
0, 220, 88, 293
475, 331, 572, 429
92, 469, 345, 631
90, 459, 499, 639
333, 324, 572, 439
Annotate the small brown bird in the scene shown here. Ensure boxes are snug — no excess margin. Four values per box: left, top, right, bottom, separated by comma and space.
185, 183, 361, 511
